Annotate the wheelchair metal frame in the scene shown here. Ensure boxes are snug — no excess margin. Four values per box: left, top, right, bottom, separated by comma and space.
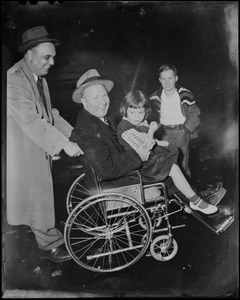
63, 169, 193, 273
63, 163, 234, 273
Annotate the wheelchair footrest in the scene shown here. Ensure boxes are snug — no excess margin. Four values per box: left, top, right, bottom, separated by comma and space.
191, 210, 234, 235
214, 215, 234, 234
173, 193, 234, 235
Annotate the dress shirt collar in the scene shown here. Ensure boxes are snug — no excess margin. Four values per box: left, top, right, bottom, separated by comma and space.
33, 73, 38, 82
100, 117, 109, 125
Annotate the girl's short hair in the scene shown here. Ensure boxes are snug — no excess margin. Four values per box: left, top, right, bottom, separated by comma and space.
120, 90, 152, 118
159, 64, 177, 76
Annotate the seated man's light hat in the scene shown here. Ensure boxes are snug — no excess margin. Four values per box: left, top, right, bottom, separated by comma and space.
72, 69, 114, 103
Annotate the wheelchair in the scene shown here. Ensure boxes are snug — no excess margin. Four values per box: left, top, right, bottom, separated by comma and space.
63, 160, 234, 273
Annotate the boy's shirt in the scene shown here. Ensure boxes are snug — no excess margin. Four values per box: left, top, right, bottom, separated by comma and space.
149, 84, 200, 138
160, 89, 186, 125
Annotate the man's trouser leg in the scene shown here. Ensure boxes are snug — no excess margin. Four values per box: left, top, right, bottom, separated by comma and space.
31, 227, 64, 251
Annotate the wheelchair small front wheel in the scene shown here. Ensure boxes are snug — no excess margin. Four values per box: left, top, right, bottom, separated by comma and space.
150, 235, 178, 261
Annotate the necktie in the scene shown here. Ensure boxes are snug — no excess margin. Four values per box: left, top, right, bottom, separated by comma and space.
103, 116, 109, 125
37, 77, 48, 115
105, 116, 119, 140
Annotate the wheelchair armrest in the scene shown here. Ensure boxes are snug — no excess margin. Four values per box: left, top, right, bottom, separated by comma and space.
127, 170, 141, 176
63, 156, 83, 170
98, 170, 141, 183
99, 170, 142, 190
124, 170, 142, 184
67, 162, 83, 170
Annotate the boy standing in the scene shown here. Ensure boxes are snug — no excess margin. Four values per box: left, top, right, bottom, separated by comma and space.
149, 64, 200, 179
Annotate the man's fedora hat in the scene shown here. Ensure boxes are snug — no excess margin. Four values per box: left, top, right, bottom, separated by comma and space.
72, 69, 114, 103
17, 26, 60, 53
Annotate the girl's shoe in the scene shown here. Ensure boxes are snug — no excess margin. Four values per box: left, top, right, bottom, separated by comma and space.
190, 198, 219, 215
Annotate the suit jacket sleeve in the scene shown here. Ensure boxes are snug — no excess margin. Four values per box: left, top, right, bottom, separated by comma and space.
51, 108, 73, 137
183, 103, 200, 133
148, 91, 161, 124
7, 72, 69, 156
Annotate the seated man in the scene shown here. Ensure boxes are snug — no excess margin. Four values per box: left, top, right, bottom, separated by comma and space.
69, 69, 233, 228
70, 70, 149, 187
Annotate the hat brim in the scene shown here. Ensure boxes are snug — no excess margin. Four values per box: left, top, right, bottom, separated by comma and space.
72, 79, 114, 103
17, 38, 61, 53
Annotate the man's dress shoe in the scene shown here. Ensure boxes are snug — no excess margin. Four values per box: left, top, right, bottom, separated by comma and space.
199, 182, 226, 205
39, 246, 71, 263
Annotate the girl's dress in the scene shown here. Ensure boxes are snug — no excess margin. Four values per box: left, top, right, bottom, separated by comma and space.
117, 118, 179, 183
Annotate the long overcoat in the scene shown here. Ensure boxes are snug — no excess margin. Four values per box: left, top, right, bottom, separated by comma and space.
7, 58, 73, 229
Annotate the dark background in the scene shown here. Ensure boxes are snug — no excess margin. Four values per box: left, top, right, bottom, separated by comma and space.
2, 1, 238, 124
2, 1, 238, 298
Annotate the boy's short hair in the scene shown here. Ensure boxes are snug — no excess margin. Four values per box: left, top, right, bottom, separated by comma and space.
158, 64, 177, 76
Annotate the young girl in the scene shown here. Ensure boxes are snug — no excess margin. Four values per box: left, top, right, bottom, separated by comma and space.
117, 90, 220, 215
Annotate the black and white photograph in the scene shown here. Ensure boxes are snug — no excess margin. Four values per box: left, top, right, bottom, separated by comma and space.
2, 1, 238, 298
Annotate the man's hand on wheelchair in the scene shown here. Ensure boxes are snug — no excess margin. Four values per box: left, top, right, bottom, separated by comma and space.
63, 141, 84, 157
135, 147, 151, 162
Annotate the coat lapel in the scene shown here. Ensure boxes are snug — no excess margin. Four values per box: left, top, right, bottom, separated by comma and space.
41, 77, 53, 123
100, 117, 123, 152
83, 109, 123, 152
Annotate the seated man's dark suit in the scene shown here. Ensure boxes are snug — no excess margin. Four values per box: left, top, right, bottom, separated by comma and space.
70, 107, 143, 189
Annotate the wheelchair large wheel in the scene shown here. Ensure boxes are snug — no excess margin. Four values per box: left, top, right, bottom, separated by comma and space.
64, 193, 152, 273
150, 235, 178, 261
66, 172, 93, 214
